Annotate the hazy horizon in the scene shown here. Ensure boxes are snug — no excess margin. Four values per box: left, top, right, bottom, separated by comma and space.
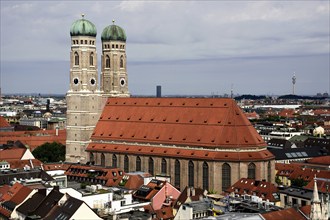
1, 1, 329, 96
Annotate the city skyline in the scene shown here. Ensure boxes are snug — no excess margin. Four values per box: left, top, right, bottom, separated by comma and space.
1, 1, 329, 96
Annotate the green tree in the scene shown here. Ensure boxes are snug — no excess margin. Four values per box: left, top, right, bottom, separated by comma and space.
291, 178, 308, 187
32, 142, 65, 163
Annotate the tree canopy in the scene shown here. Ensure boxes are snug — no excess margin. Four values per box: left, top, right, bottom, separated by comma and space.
32, 142, 65, 163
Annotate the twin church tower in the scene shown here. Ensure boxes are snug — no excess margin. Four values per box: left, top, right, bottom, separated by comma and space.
66, 15, 130, 163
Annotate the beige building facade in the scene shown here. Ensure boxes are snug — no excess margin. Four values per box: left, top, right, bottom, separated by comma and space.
66, 16, 130, 163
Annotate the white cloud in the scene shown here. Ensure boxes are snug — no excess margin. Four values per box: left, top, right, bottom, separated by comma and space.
0, 1, 329, 95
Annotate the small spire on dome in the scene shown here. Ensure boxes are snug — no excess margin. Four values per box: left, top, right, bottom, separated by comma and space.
81, 13, 85, 19
112, 19, 115, 24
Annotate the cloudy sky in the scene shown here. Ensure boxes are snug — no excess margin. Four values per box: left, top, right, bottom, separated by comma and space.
1, 1, 329, 96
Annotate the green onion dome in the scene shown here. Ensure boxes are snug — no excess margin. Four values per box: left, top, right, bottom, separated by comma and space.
70, 14, 97, 37
101, 21, 126, 42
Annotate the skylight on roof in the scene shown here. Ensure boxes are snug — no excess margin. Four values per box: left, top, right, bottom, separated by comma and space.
301, 152, 308, 157
285, 153, 292, 158
291, 152, 298, 158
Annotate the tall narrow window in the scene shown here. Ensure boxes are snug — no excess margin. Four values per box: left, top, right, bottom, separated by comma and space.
222, 163, 231, 192
148, 157, 154, 175
74, 52, 79, 66
248, 163, 256, 179
136, 156, 141, 171
161, 158, 167, 174
124, 155, 129, 173
106, 55, 110, 68
112, 154, 117, 167
101, 153, 105, 167
203, 162, 209, 191
175, 160, 180, 189
267, 162, 271, 182
188, 160, 194, 187
120, 55, 124, 68
89, 153, 94, 163
90, 52, 94, 66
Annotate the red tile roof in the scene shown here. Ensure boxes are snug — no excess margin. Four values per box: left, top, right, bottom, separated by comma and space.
154, 206, 174, 220
261, 207, 306, 220
0, 130, 66, 151
304, 179, 329, 193
92, 98, 266, 149
276, 163, 330, 186
64, 164, 124, 186
279, 109, 297, 118
306, 156, 330, 165
0, 185, 10, 198
0, 116, 11, 127
299, 205, 311, 217
225, 178, 279, 202
43, 163, 71, 171
0, 148, 26, 160
7, 159, 42, 169
87, 143, 273, 162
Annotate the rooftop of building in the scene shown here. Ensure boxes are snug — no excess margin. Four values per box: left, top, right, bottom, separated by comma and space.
92, 98, 267, 149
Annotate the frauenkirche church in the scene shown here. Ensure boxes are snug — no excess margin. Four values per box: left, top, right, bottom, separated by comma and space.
65, 15, 275, 193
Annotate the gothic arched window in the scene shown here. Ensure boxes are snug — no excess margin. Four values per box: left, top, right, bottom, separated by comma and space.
106, 55, 110, 68
112, 154, 117, 167
161, 158, 167, 174
188, 160, 194, 187
90, 52, 94, 66
74, 52, 79, 66
268, 162, 272, 182
124, 155, 129, 173
148, 157, 154, 175
120, 55, 124, 68
248, 163, 256, 179
175, 159, 180, 189
222, 163, 231, 191
203, 162, 209, 191
101, 153, 105, 167
136, 156, 141, 171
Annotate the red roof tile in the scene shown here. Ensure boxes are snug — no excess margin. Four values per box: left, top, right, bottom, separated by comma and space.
0, 148, 26, 160
43, 163, 71, 171
92, 98, 266, 149
87, 143, 274, 162
299, 205, 311, 217
304, 179, 329, 193
261, 207, 306, 220
306, 156, 330, 166
276, 163, 330, 186
0, 116, 11, 128
0, 130, 66, 151
225, 178, 279, 202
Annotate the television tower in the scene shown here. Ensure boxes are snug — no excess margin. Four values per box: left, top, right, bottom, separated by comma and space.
292, 73, 296, 95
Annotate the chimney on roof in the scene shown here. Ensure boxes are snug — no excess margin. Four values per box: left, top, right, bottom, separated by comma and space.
191, 187, 195, 196
187, 187, 191, 197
